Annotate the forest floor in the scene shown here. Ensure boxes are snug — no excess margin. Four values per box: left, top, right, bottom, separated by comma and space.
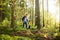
0, 26, 59, 40
9, 30, 51, 40
0, 29, 51, 40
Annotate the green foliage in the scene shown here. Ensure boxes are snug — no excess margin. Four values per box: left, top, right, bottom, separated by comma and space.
0, 34, 32, 40
0, 0, 10, 21
2, 18, 10, 26
40, 25, 59, 39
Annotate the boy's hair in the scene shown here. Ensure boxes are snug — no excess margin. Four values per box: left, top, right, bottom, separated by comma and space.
25, 13, 28, 16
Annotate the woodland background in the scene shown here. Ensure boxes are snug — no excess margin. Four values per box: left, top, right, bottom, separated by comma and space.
0, 0, 60, 40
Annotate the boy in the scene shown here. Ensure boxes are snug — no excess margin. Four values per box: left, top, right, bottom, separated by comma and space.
22, 14, 28, 29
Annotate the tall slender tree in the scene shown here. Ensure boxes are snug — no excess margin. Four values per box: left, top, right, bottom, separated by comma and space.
47, 0, 49, 27
9, 0, 16, 28
58, 0, 60, 32
55, 0, 60, 31
0, 8, 2, 22
35, 0, 40, 30
42, 0, 45, 27
0, 0, 9, 22
57, 0, 60, 32
0, 0, 3, 22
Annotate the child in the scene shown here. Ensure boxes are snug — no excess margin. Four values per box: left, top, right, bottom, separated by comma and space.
28, 20, 31, 29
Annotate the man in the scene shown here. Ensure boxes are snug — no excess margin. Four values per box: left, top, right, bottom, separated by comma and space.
22, 14, 28, 29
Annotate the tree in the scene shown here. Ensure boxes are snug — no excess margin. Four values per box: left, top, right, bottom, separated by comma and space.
57, 0, 60, 4
35, 0, 40, 30
9, 0, 17, 28
42, 0, 45, 27
58, 0, 60, 32
0, 0, 7, 22
0, 7, 2, 22
57, 0, 60, 32
0, 0, 3, 22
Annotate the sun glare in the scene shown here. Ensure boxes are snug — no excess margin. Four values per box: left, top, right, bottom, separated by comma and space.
56, 14, 59, 22
44, 0, 59, 22
27, 0, 59, 22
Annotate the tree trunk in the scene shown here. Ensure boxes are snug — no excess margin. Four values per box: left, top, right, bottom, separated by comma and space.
0, 1, 4, 22
42, 0, 45, 27
11, 5, 15, 28
35, 0, 40, 30
59, 0, 60, 32
10, 0, 16, 28
0, 10, 2, 22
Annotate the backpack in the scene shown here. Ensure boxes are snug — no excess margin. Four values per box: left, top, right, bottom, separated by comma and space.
22, 16, 25, 21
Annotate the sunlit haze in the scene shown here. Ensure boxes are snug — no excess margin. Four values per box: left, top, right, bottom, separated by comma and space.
40, 0, 59, 22
27, 0, 59, 22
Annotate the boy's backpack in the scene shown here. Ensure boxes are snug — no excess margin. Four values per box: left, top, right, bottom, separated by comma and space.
22, 16, 25, 21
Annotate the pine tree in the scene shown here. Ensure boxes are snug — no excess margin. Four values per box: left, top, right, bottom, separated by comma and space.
35, 0, 40, 30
